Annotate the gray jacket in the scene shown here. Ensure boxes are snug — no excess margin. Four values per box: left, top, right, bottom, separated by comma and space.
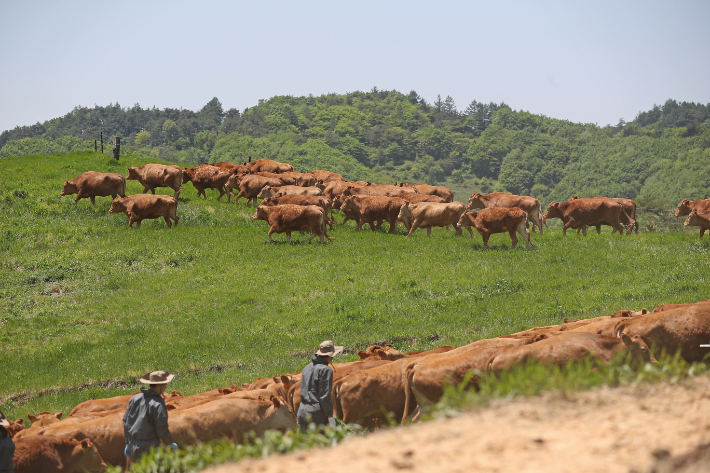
298, 355, 334, 417
122, 387, 173, 459
0, 432, 14, 473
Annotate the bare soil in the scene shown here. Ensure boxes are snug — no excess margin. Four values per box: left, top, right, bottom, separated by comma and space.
207, 375, 710, 473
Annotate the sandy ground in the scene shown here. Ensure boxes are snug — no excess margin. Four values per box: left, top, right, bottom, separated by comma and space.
206, 375, 710, 473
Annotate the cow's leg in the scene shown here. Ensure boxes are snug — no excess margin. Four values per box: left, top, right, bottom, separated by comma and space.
163, 213, 172, 228
518, 221, 531, 249
233, 190, 246, 205
90, 196, 96, 205
482, 233, 494, 249
582, 225, 588, 237
217, 186, 225, 201
596, 224, 602, 234
387, 217, 397, 234
173, 213, 179, 226
405, 223, 419, 238
612, 221, 624, 235
426, 227, 432, 237
701, 228, 706, 239
509, 228, 518, 249
454, 224, 462, 236
464, 226, 474, 237
128, 215, 136, 228
530, 212, 543, 235
150, 188, 156, 195
286, 232, 292, 243
174, 186, 182, 198
354, 220, 365, 231
135, 219, 142, 229
368, 220, 377, 232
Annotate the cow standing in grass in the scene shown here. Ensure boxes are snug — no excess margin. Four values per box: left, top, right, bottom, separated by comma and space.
466, 192, 544, 234
252, 204, 332, 243
109, 194, 179, 228
182, 165, 230, 200
397, 201, 467, 237
684, 210, 710, 238
61, 172, 126, 204
126, 164, 183, 198
458, 207, 530, 249
544, 199, 627, 236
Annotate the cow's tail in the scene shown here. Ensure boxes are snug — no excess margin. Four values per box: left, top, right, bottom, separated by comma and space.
333, 381, 344, 421
401, 361, 416, 425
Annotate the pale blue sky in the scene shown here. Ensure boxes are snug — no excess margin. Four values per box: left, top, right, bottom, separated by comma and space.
1, 0, 708, 133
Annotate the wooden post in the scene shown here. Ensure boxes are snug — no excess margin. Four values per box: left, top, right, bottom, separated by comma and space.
94, 140, 97, 152
112, 136, 120, 160
100, 131, 104, 153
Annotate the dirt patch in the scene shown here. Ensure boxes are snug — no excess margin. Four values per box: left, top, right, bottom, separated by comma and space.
207, 375, 710, 473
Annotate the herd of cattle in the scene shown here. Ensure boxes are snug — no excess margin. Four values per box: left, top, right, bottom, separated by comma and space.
60, 158, 710, 242
6, 298, 710, 472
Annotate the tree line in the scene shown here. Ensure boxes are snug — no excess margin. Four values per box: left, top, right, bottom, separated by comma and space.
1, 90, 709, 209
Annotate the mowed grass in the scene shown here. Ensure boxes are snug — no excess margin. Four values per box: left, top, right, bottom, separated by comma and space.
2, 151, 710, 420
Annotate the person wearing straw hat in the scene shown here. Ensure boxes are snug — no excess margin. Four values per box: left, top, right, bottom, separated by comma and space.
0, 410, 14, 473
123, 370, 178, 467
297, 340, 344, 432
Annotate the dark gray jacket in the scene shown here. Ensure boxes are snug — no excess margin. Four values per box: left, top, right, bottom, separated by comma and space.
298, 355, 334, 417
0, 431, 14, 473
122, 387, 173, 459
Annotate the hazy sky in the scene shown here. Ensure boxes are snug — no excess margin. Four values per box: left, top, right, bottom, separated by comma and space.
1, 0, 709, 134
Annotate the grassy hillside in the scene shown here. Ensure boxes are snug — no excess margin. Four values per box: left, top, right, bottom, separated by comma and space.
2, 151, 710, 421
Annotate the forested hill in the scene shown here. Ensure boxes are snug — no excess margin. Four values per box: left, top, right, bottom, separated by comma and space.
2, 92, 709, 205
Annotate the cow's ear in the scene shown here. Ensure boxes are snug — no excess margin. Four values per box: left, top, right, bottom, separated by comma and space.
80, 439, 91, 449
640, 308, 649, 315
166, 404, 176, 410
272, 396, 282, 407
682, 199, 690, 205
563, 318, 571, 323
55, 412, 63, 420
280, 375, 292, 387
621, 334, 633, 346
27, 414, 37, 421
15, 418, 23, 424
357, 350, 368, 359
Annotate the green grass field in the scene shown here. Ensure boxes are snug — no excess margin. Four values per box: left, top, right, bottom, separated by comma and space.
2, 151, 709, 421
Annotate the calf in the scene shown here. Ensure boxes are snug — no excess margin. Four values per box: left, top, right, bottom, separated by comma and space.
252, 204, 332, 243
544, 198, 625, 236
126, 163, 183, 198
13, 436, 106, 473
247, 159, 294, 173
257, 185, 323, 199
13, 412, 62, 440
261, 195, 333, 230
182, 165, 230, 200
675, 198, 710, 217
684, 210, 710, 238
6, 418, 25, 438
458, 207, 530, 249
340, 196, 406, 233
231, 175, 283, 206
109, 194, 179, 228
61, 172, 126, 204
467, 192, 544, 234
397, 201, 467, 237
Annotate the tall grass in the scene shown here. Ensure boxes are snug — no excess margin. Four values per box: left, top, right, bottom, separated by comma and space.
2, 151, 710, 420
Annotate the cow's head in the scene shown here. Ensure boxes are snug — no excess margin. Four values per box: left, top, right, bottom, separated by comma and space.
466, 193, 484, 210
27, 411, 62, 427
74, 438, 106, 473
252, 205, 268, 221
620, 334, 657, 365
261, 197, 276, 206
126, 166, 139, 180
61, 180, 77, 196
675, 199, 692, 217
684, 210, 704, 227
544, 202, 561, 220
397, 202, 413, 230
258, 186, 276, 199
182, 168, 192, 184
458, 211, 475, 228
340, 196, 357, 213
109, 197, 127, 214
6, 418, 25, 437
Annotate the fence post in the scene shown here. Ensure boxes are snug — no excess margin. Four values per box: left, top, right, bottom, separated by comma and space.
94, 140, 97, 152
100, 131, 104, 154
112, 136, 120, 160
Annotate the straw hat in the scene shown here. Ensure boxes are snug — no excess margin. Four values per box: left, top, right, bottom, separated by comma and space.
139, 370, 174, 385
0, 410, 8, 427
316, 340, 344, 357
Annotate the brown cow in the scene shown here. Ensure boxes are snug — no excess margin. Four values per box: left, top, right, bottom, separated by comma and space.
182, 165, 230, 200
614, 301, 710, 362
357, 344, 455, 361
397, 201, 467, 237
568, 196, 638, 234
12, 412, 62, 440
280, 171, 317, 187
544, 199, 626, 236
312, 169, 346, 183
458, 207, 530, 249
467, 192, 544, 234
252, 204, 332, 243
487, 332, 656, 373
332, 358, 412, 427
684, 210, 710, 238
342, 185, 415, 198
6, 418, 25, 438
61, 172, 126, 204
652, 299, 710, 313
675, 198, 710, 217
332, 196, 365, 227
340, 196, 406, 233
126, 163, 183, 198
211, 161, 250, 176
13, 436, 106, 473
261, 196, 333, 230
257, 185, 323, 199
69, 391, 182, 418
399, 183, 454, 202
109, 194, 179, 228
253, 172, 298, 186
231, 175, 283, 206
247, 159, 294, 173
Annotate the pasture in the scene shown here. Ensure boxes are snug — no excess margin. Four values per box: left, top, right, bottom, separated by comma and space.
2, 151, 710, 421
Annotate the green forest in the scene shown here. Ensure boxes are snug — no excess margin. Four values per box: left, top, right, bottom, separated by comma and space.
2, 91, 709, 208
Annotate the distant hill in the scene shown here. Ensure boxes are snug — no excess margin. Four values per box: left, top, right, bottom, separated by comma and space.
2, 91, 709, 205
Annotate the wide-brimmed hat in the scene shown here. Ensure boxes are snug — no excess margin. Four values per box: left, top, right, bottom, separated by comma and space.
316, 340, 344, 357
0, 410, 9, 427
139, 370, 174, 385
